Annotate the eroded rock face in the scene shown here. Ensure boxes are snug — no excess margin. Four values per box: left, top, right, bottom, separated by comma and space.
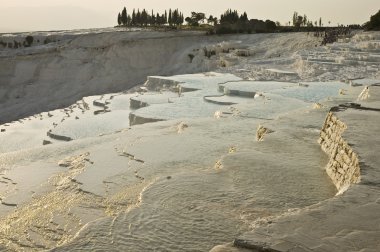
318, 112, 360, 193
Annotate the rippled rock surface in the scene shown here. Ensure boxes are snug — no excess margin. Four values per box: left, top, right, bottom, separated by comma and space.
0, 31, 379, 251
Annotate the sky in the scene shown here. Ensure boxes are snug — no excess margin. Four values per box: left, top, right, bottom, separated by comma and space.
0, 0, 379, 33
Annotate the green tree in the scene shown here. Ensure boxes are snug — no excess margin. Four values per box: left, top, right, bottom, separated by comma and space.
141, 9, 148, 26
168, 9, 172, 26
303, 15, 307, 26
185, 12, 205, 26
365, 10, 380, 30
207, 15, 215, 25
180, 12, 184, 25
172, 9, 180, 26
121, 7, 127, 25
25, 36, 34, 47
132, 9, 136, 26
118, 13, 122, 26
136, 9, 141, 26
265, 20, 277, 31
221, 9, 239, 24
240, 12, 248, 22
293, 15, 303, 28
292, 11, 298, 26
151, 10, 155, 25
156, 13, 161, 25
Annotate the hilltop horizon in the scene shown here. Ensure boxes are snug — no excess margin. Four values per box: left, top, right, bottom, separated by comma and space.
0, 0, 378, 33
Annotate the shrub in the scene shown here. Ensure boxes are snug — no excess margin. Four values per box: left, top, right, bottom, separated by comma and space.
25, 35, 34, 47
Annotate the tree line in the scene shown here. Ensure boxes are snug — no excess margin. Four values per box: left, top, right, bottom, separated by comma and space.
115, 7, 370, 34
364, 9, 380, 30
215, 9, 276, 34
290, 11, 365, 30
116, 7, 278, 34
117, 7, 184, 27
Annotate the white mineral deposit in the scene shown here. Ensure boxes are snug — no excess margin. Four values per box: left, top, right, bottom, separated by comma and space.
0, 15, 379, 252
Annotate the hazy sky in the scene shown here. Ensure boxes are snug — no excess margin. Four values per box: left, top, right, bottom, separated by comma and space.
0, 0, 379, 32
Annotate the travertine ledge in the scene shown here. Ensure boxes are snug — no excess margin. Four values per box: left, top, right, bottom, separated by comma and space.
318, 112, 360, 193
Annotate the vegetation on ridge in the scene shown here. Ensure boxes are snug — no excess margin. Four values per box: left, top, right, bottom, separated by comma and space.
116, 7, 278, 34
117, 7, 184, 27
115, 7, 367, 35
364, 10, 380, 30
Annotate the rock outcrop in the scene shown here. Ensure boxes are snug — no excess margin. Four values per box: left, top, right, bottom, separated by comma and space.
318, 112, 361, 193
256, 125, 274, 142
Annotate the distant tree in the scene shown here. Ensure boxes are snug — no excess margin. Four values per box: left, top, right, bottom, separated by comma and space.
293, 15, 303, 28
211, 16, 218, 26
348, 24, 362, 29
303, 15, 307, 26
197, 12, 205, 24
172, 9, 178, 26
319, 17, 322, 27
240, 12, 248, 22
221, 9, 239, 24
118, 13, 122, 26
121, 7, 127, 25
185, 12, 205, 26
297, 16, 303, 27
364, 10, 380, 30
216, 9, 276, 34
136, 9, 141, 26
185, 17, 192, 26
151, 10, 155, 25
25, 36, 34, 47
156, 13, 161, 25
292, 11, 298, 26
265, 20, 277, 31
141, 9, 148, 26
132, 9, 136, 26
168, 9, 172, 26
207, 15, 216, 25
180, 12, 184, 25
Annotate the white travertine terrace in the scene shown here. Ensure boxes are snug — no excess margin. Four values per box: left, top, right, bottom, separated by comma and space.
0, 30, 379, 251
